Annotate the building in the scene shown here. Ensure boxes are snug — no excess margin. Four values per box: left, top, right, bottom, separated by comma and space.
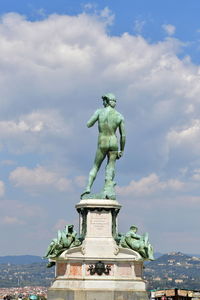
151, 289, 200, 300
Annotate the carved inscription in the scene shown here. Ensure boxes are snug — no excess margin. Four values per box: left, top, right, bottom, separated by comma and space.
89, 211, 111, 237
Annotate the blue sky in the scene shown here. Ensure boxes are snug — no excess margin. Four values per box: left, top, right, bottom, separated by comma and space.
1, 1, 200, 39
1, 0, 200, 64
0, 0, 200, 256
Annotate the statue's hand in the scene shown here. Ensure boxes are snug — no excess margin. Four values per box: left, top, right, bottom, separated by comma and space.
117, 151, 123, 159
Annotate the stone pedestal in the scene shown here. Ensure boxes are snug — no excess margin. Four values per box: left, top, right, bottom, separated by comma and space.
48, 199, 149, 300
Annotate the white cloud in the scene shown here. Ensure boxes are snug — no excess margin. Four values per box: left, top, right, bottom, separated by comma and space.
0, 12, 199, 169
0, 110, 70, 136
168, 119, 200, 145
162, 24, 176, 36
36, 8, 47, 18
0, 181, 5, 197
9, 165, 72, 192
99, 7, 115, 26
167, 119, 200, 161
134, 19, 146, 34
117, 173, 184, 197
1, 11, 200, 253
192, 169, 200, 181
0, 110, 70, 153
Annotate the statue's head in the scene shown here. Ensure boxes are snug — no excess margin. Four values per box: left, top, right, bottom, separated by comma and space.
130, 225, 138, 232
66, 224, 74, 232
102, 93, 116, 108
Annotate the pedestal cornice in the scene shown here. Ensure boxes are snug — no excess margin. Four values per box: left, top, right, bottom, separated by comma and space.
76, 199, 122, 210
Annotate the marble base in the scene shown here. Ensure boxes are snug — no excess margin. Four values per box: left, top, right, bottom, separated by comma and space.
48, 289, 149, 300
47, 199, 147, 300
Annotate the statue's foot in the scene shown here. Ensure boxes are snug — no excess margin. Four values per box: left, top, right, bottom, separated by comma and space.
148, 255, 155, 261
47, 261, 55, 268
81, 188, 90, 199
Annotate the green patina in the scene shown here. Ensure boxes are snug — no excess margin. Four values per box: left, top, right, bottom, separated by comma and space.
118, 225, 154, 260
81, 93, 126, 200
44, 224, 82, 267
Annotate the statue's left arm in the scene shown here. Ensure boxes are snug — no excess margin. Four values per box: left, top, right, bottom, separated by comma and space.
87, 109, 100, 128
118, 117, 126, 158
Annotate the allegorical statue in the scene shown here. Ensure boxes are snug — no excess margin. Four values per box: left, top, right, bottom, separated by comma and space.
44, 224, 82, 267
81, 93, 126, 200
119, 225, 154, 260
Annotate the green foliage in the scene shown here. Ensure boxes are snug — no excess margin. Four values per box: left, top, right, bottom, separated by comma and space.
0, 263, 54, 288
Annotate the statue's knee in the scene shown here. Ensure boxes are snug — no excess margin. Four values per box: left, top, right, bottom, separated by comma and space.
89, 168, 98, 178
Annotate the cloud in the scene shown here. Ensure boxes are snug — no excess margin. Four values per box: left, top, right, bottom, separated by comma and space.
0, 12, 198, 171
0, 180, 5, 197
0, 110, 70, 154
2, 216, 25, 225
162, 24, 176, 36
117, 173, 184, 197
166, 119, 200, 166
167, 119, 200, 149
0, 11, 200, 253
0, 199, 51, 254
192, 169, 200, 181
134, 19, 146, 34
0, 199, 45, 224
9, 165, 72, 193
99, 7, 115, 26
1, 160, 16, 166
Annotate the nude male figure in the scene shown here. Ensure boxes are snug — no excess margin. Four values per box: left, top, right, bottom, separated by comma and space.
81, 93, 126, 199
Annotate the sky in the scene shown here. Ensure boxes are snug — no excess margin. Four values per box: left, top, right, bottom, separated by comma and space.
0, 0, 200, 256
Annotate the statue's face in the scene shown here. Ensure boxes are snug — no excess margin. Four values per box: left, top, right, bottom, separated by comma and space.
131, 227, 137, 233
103, 98, 108, 107
109, 99, 116, 108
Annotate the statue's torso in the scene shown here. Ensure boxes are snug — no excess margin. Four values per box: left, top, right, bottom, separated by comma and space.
97, 107, 123, 151
98, 107, 122, 133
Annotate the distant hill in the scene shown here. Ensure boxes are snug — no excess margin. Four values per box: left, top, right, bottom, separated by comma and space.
144, 251, 200, 290
154, 252, 163, 259
0, 252, 198, 265
187, 253, 200, 258
0, 261, 54, 288
0, 252, 200, 289
0, 255, 45, 264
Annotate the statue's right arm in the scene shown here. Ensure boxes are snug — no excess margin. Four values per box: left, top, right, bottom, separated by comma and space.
119, 117, 126, 154
87, 109, 100, 127
134, 233, 141, 240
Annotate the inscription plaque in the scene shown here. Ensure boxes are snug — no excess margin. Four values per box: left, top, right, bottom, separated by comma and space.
88, 210, 111, 237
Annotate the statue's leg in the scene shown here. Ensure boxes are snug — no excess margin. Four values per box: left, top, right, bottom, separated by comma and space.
81, 148, 106, 196
148, 245, 154, 260
103, 151, 118, 199
105, 151, 118, 183
143, 232, 149, 246
139, 248, 148, 259
44, 239, 57, 258
44, 245, 52, 258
